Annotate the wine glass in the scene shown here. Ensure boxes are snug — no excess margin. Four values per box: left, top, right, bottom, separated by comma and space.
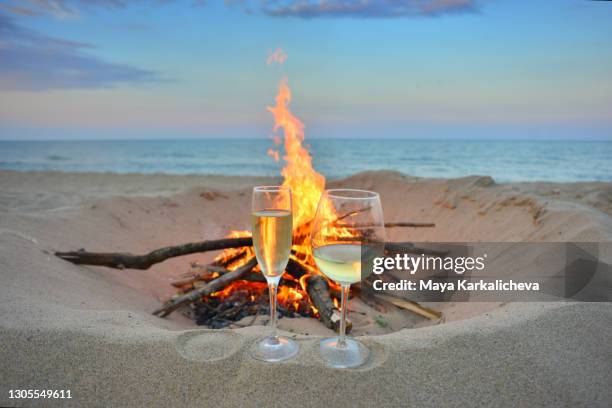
311, 189, 386, 368
250, 186, 299, 362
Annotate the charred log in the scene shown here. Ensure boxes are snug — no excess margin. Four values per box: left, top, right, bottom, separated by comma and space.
306, 274, 352, 334
152, 257, 257, 318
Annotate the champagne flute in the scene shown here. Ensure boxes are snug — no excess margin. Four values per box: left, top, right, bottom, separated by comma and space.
250, 186, 299, 362
311, 189, 386, 368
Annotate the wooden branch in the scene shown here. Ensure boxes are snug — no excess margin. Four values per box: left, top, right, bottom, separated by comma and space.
384, 222, 435, 228
286, 258, 310, 279
191, 263, 228, 274
214, 249, 248, 268
359, 277, 442, 321
337, 205, 372, 221
384, 242, 449, 257
306, 274, 352, 334
170, 263, 233, 288
54, 215, 434, 271
55, 237, 253, 270
153, 257, 257, 318
372, 293, 442, 321
345, 221, 435, 229
178, 258, 307, 288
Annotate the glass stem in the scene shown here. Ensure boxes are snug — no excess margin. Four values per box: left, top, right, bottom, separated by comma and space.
338, 284, 350, 348
267, 278, 280, 343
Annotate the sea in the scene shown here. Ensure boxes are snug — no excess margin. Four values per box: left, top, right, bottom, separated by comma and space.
0, 139, 610, 183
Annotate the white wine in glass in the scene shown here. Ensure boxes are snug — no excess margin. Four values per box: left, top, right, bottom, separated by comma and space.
252, 209, 293, 278
312, 243, 362, 284
249, 186, 299, 362
311, 189, 386, 368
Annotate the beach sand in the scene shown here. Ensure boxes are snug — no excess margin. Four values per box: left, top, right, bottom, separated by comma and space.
1, 170, 611, 407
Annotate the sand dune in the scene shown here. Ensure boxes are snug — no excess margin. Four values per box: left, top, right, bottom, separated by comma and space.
1, 170, 611, 407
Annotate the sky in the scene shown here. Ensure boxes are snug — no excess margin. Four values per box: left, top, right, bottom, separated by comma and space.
0, 0, 611, 140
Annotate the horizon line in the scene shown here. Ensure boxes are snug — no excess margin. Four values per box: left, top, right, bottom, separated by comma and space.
1, 137, 611, 143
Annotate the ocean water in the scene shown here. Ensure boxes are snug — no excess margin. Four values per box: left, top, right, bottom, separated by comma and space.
0, 139, 610, 182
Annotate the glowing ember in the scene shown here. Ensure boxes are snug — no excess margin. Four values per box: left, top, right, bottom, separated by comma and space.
213, 230, 255, 270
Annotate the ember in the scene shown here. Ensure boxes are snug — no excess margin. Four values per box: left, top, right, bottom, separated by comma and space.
192, 280, 313, 329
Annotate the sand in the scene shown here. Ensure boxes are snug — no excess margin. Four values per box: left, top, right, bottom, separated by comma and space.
1, 170, 611, 407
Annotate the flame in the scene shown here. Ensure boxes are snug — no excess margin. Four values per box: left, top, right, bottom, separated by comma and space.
203, 73, 358, 321
219, 76, 356, 275
267, 148, 280, 162
213, 230, 255, 270
267, 78, 327, 246
209, 280, 314, 316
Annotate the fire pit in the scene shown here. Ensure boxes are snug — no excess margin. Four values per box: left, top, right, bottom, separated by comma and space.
54, 78, 439, 333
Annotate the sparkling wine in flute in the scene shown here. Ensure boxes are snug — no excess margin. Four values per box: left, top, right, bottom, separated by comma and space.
249, 186, 298, 363
251, 209, 293, 278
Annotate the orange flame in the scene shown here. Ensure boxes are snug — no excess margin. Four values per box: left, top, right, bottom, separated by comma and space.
207, 71, 357, 317
267, 78, 326, 232
213, 230, 255, 270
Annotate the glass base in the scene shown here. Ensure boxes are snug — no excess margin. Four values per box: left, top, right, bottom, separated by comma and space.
250, 336, 299, 362
319, 337, 369, 369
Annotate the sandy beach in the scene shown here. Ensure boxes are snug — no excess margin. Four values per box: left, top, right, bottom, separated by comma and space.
1, 170, 611, 407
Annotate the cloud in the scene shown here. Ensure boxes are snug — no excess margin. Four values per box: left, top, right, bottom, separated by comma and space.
0, 1, 149, 18
0, 13, 160, 91
4, 0, 477, 19
258, 0, 478, 18
0, 3, 43, 16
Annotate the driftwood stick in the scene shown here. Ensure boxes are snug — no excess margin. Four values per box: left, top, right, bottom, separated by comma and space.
171, 263, 233, 288
191, 263, 228, 274
306, 274, 352, 333
385, 222, 435, 228
345, 221, 435, 229
337, 205, 372, 221
372, 293, 442, 321
153, 257, 257, 318
55, 221, 434, 271
359, 278, 442, 321
55, 237, 253, 270
332, 220, 435, 229
214, 249, 249, 268
174, 257, 309, 290
384, 242, 449, 257
290, 218, 434, 243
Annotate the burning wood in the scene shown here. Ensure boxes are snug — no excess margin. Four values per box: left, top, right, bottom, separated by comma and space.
306, 274, 351, 333
152, 257, 258, 317
54, 76, 443, 332
55, 232, 438, 331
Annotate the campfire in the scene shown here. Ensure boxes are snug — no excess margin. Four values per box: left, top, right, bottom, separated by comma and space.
54, 77, 439, 332
166, 77, 362, 330
155, 78, 437, 330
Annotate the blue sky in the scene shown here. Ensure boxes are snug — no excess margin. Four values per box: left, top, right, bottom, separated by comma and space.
0, 0, 611, 140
